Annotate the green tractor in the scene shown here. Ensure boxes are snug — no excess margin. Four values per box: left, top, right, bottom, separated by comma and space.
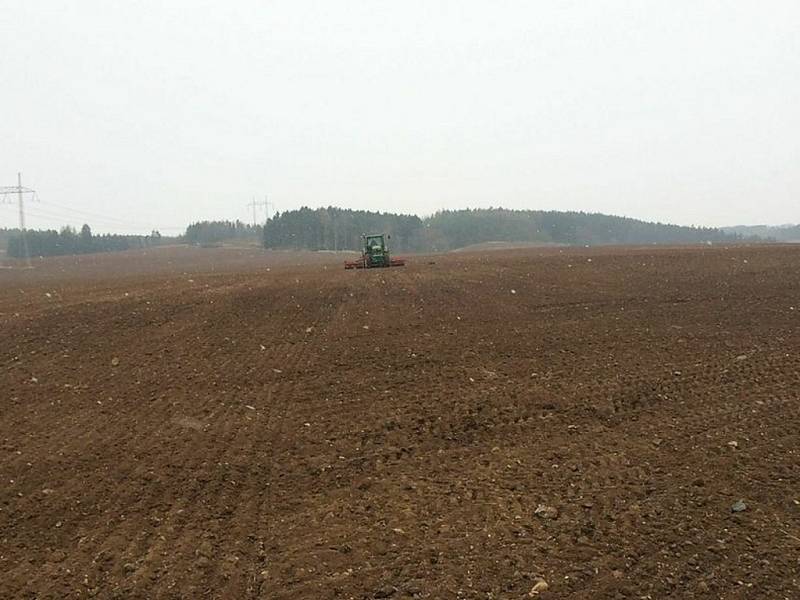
344, 234, 406, 269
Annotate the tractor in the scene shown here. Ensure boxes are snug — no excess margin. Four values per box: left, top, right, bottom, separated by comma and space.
344, 234, 406, 269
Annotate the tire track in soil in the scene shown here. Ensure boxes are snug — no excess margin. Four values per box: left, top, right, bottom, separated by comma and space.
247, 269, 423, 599
198, 276, 345, 599
75, 281, 291, 597
147, 281, 340, 598
247, 282, 370, 599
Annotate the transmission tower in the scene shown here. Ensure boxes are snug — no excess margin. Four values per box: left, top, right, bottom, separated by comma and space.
0, 172, 37, 265
246, 196, 275, 227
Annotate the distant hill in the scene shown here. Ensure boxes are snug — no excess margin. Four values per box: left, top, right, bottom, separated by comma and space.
262, 207, 747, 252
722, 224, 800, 243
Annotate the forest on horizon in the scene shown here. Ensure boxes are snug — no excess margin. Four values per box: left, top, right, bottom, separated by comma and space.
258, 207, 753, 252
1, 207, 778, 259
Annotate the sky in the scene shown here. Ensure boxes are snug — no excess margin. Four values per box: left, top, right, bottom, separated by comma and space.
1, 1, 798, 234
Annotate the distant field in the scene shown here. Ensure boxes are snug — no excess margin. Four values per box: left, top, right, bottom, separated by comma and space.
451, 240, 566, 252
2, 244, 799, 598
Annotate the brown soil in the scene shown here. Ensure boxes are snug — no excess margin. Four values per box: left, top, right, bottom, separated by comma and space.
1, 244, 799, 599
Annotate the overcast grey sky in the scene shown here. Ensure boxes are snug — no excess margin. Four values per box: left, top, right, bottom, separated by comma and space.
1, 1, 798, 233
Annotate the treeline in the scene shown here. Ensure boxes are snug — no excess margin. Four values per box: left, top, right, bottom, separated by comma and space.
0, 228, 21, 254
428, 209, 742, 248
723, 224, 798, 242
261, 207, 745, 251
263, 207, 423, 251
184, 220, 262, 246
6, 225, 165, 258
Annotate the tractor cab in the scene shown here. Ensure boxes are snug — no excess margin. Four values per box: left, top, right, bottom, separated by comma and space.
363, 234, 389, 267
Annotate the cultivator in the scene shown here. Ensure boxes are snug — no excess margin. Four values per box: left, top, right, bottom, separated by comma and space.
344, 234, 406, 269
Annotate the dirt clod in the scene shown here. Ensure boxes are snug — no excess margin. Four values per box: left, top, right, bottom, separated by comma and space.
529, 578, 549, 595
374, 584, 397, 598
534, 504, 559, 520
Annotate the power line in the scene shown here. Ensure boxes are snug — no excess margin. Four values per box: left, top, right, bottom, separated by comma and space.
14, 196, 181, 233
21, 208, 187, 234
2, 202, 187, 234
25, 205, 146, 230
23, 210, 150, 233
0, 185, 189, 240
37, 199, 154, 229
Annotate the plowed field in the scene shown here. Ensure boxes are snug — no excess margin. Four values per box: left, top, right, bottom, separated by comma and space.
1, 244, 799, 599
